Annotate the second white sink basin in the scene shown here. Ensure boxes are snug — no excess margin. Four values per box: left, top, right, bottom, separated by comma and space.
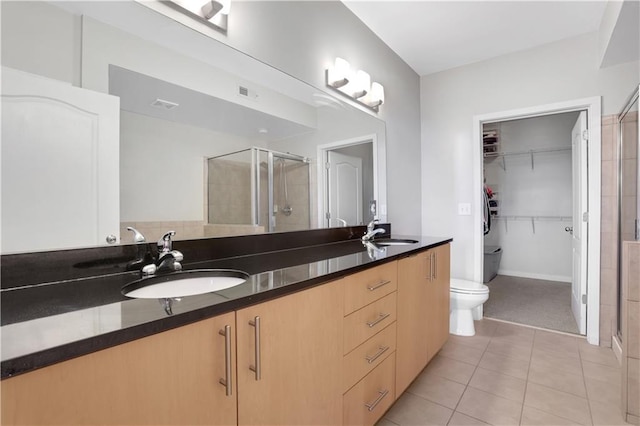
122, 269, 249, 299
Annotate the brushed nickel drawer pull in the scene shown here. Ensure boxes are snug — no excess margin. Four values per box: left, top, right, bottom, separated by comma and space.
366, 312, 391, 328
367, 280, 391, 291
249, 316, 261, 380
365, 346, 390, 364
218, 325, 232, 396
365, 389, 389, 412
434, 252, 438, 279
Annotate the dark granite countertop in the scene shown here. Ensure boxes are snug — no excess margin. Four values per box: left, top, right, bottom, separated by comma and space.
1, 234, 451, 379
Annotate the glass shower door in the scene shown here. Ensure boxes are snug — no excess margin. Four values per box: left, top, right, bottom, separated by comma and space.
620, 88, 639, 242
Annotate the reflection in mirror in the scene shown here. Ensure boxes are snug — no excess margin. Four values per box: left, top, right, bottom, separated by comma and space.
206, 148, 310, 236
0, 0, 386, 253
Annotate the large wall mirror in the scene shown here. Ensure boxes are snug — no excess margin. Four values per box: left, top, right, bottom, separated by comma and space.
1, 1, 387, 254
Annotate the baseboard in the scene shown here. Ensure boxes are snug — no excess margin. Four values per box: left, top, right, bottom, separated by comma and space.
497, 269, 571, 283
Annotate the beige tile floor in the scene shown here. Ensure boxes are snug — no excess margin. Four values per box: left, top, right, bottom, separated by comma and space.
378, 319, 630, 426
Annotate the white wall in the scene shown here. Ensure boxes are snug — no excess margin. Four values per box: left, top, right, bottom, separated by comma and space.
421, 32, 640, 280
484, 113, 578, 282
120, 111, 261, 222
222, 1, 422, 234
0, 1, 81, 86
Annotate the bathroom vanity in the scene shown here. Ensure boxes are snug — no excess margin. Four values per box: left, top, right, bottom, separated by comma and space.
0, 230, 451, 426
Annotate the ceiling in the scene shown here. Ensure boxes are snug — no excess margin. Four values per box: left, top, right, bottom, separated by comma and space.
109, 66, 316, 141
343, 1, 609, 76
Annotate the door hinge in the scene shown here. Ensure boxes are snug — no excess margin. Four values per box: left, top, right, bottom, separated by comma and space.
325, 212, 331, 220
582, 294, 587, 304
582, 130, 589, 141
325, 162, 331, 170
582, 212, 589, 222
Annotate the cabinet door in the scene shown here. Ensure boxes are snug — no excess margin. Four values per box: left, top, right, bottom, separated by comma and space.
236, 280, 343, 425
1, 313, 237, 426
395, 252, 430, 395
427, 244, 451, 361
1, 66, 120, 252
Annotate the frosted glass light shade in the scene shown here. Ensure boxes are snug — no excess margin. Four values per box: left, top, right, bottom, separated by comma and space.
219, 0, 231, 15
367, 82, 385, 107
352, 70, 370, 99
328, 57, 350, 88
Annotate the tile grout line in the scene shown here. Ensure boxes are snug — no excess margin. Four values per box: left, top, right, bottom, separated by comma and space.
446, 323, 497, 425
578, 345, 596, 426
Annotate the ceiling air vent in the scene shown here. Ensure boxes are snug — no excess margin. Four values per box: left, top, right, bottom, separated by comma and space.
151, 98, 179, 110
237, 85, 259, 101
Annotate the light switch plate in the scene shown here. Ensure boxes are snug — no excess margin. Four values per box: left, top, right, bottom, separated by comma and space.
458, 203, 471, 215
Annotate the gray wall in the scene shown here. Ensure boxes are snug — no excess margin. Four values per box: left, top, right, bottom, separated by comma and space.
221, 1, 422, 234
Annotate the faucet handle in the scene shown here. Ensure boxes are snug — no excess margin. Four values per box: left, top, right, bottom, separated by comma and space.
126, 226, 146, 243
158, 230, 176, 252
367, 218, 380, 232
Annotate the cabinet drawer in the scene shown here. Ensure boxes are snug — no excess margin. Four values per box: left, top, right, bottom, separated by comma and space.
343, 323, 396, 392
344, 293, 397, 355
344, 262, 397, 315
343, 353, 396, 426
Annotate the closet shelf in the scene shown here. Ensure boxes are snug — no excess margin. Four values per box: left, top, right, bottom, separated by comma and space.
493, 215, 572, 234
484, 146, 571, 171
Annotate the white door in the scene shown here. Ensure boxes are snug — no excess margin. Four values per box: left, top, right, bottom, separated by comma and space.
327, 151, 362, 227
571, 111, 588, 334
1, 67, 120, 253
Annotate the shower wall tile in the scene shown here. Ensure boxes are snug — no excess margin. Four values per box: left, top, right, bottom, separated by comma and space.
599, 114, 622, 349
600, 267, 617, 306
623, 242, 640, 422
628, 243, 640, 302
599, 304, 614, 349
601, 160, 616, 197
629, 358, 639, 417
623, 159, 638, 197
628, 301, 639, 359
601, 117, 616, 161
623, 114, 638, 160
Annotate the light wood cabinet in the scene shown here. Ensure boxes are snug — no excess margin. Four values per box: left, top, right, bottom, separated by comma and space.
343, 261, 397, 315
236, 280, 344, 426
343, 292, 397, 354
343, 353, 396, 426
2, 244, 450, 426
395, 243, 451, 395
395, 251, 430, 395
342, 324, 396, 393
1, 313, 237, 426
427, 243, 451, 362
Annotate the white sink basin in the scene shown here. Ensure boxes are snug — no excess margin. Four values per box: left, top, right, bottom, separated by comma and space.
122, 269, 249, 299
373, 239, 419, 246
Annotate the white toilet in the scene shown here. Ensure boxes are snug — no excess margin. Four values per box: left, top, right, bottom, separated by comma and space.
450, 278, 490, 336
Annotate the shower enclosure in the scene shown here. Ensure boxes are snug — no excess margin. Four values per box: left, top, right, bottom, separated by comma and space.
206, 147, 310, 236
617, 86, 639, 336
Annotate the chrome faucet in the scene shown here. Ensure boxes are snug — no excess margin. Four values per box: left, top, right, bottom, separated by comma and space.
126, 227, 153, 271
362, 219, 385, 241
141, 231, 184, 276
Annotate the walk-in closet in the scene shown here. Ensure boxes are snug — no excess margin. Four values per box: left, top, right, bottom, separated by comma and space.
482, 112, 583, 334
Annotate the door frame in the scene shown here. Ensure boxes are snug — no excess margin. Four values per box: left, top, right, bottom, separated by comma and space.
317, 134, 379, 228
472, 96, 601, 345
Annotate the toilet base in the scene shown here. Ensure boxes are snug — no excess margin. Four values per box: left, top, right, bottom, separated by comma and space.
450, 309, 476, 336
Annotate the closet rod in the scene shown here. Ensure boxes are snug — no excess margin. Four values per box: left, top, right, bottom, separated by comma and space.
483, 146, 571, 159
493, 215, 572, 221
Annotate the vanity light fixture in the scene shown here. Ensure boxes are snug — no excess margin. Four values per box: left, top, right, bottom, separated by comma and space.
325, 58, 384, 112
327, 57, 350, 88
167, 0, 230, 33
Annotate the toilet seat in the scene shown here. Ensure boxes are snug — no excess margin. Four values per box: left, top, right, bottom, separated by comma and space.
450, 279, 489, 295
450, 286, 489, 295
